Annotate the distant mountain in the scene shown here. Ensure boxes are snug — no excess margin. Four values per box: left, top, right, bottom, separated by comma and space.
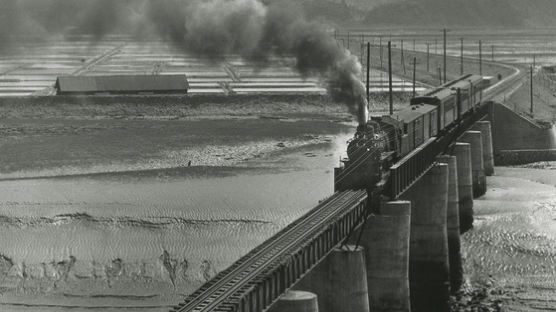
295, 0, 556, 27
292, 0, 404, 24
364, 0, 556, 27
300, 1, 352, 23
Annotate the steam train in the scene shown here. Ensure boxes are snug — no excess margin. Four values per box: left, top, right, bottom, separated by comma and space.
334, 74, 490, 192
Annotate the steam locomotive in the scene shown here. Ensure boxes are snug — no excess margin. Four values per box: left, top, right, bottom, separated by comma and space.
334, 74, 490, 192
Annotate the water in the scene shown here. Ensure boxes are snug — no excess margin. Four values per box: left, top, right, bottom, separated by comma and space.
0, 167, 335, 263
461, 167, 556, 309
0, 131, 350, 311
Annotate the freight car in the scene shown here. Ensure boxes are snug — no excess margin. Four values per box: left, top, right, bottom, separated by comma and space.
334, 74, 490, 192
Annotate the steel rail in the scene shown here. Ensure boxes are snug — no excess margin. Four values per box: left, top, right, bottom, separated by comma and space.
173, 190, 367, 312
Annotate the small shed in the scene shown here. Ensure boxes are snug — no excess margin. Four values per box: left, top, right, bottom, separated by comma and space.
55, 74, 189, 95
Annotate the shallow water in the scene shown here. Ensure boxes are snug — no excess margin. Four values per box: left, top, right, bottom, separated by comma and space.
0, 131, 349, 311
0, 165, 335, 263
461, 167, 556, 310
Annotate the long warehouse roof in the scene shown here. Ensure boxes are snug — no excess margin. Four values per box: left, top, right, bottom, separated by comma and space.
55, 74, 189, 94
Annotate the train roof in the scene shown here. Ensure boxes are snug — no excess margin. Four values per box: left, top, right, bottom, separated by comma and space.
411, 74, 485, 104
389, 104, 437, 123
411, 88, 452, 104
449, 74, 484, 89
418, 74, 471, 97
419, 74, 483, 97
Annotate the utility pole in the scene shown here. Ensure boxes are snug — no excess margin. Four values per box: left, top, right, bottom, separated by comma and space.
456, 88, 462, 117
533, 54, 536, 67
388, 41, 393, 115
426, 43, 430, 72
401, 39, 406, 74
347, 32, 350, 50
367, 42, 371, 104
460, 37, 464, 75
360, 42, 365, 73
491, 45, 494, 61
530, 65, 534, 115
411, 57, 418, 98
479, 40, 483, 76
443, 28, 447, 83
379, 36, 383, 69
438, 66, 442, 84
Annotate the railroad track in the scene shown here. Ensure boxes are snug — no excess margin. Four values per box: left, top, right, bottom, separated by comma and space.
171, 189, 367, 312
483, 62, 526, 102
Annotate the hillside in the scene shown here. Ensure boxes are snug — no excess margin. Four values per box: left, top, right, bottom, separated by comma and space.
296, 0, 556, 28
366, 0, 556, 27
293, 0, 403, 24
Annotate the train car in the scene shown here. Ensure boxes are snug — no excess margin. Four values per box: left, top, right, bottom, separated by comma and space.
411, 80, 460, 130
448, 74, 487, 116
410, 74, 487, 130
379, 74, 488, 160
376, 104, 438, 157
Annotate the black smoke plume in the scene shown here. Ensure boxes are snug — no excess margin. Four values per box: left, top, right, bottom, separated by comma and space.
0, 0, 368, 124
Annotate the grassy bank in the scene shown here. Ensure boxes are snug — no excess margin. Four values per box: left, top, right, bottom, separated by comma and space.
0, 92, 413, 120
505, 67, 556, 123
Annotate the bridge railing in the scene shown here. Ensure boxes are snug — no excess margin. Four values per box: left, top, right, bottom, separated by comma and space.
229, 195, 367, 312
388, 137, 439, 199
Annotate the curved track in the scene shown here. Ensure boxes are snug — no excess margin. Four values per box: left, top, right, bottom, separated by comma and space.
483, 61, 527, 102
171, 189, 367, 312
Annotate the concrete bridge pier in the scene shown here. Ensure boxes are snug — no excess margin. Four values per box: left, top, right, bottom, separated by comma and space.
360, 200, 411, 312
460, 131, 487, 197
472, 121, 495, 176
436, 155, 463, 292
451, 142, 474, 233
271, 290, 319, 312
401, 163, 450, 312
292, 245, 370, 312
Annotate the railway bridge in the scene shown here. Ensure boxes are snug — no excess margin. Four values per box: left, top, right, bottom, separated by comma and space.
170, 66, 552, 312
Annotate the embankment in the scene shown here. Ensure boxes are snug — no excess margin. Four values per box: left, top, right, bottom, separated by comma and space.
0, 92, 412, 120
495, 149, 556, 166
505, 66, 556, 123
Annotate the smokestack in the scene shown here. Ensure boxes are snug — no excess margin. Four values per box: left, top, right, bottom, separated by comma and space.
359, 96, 369, 126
